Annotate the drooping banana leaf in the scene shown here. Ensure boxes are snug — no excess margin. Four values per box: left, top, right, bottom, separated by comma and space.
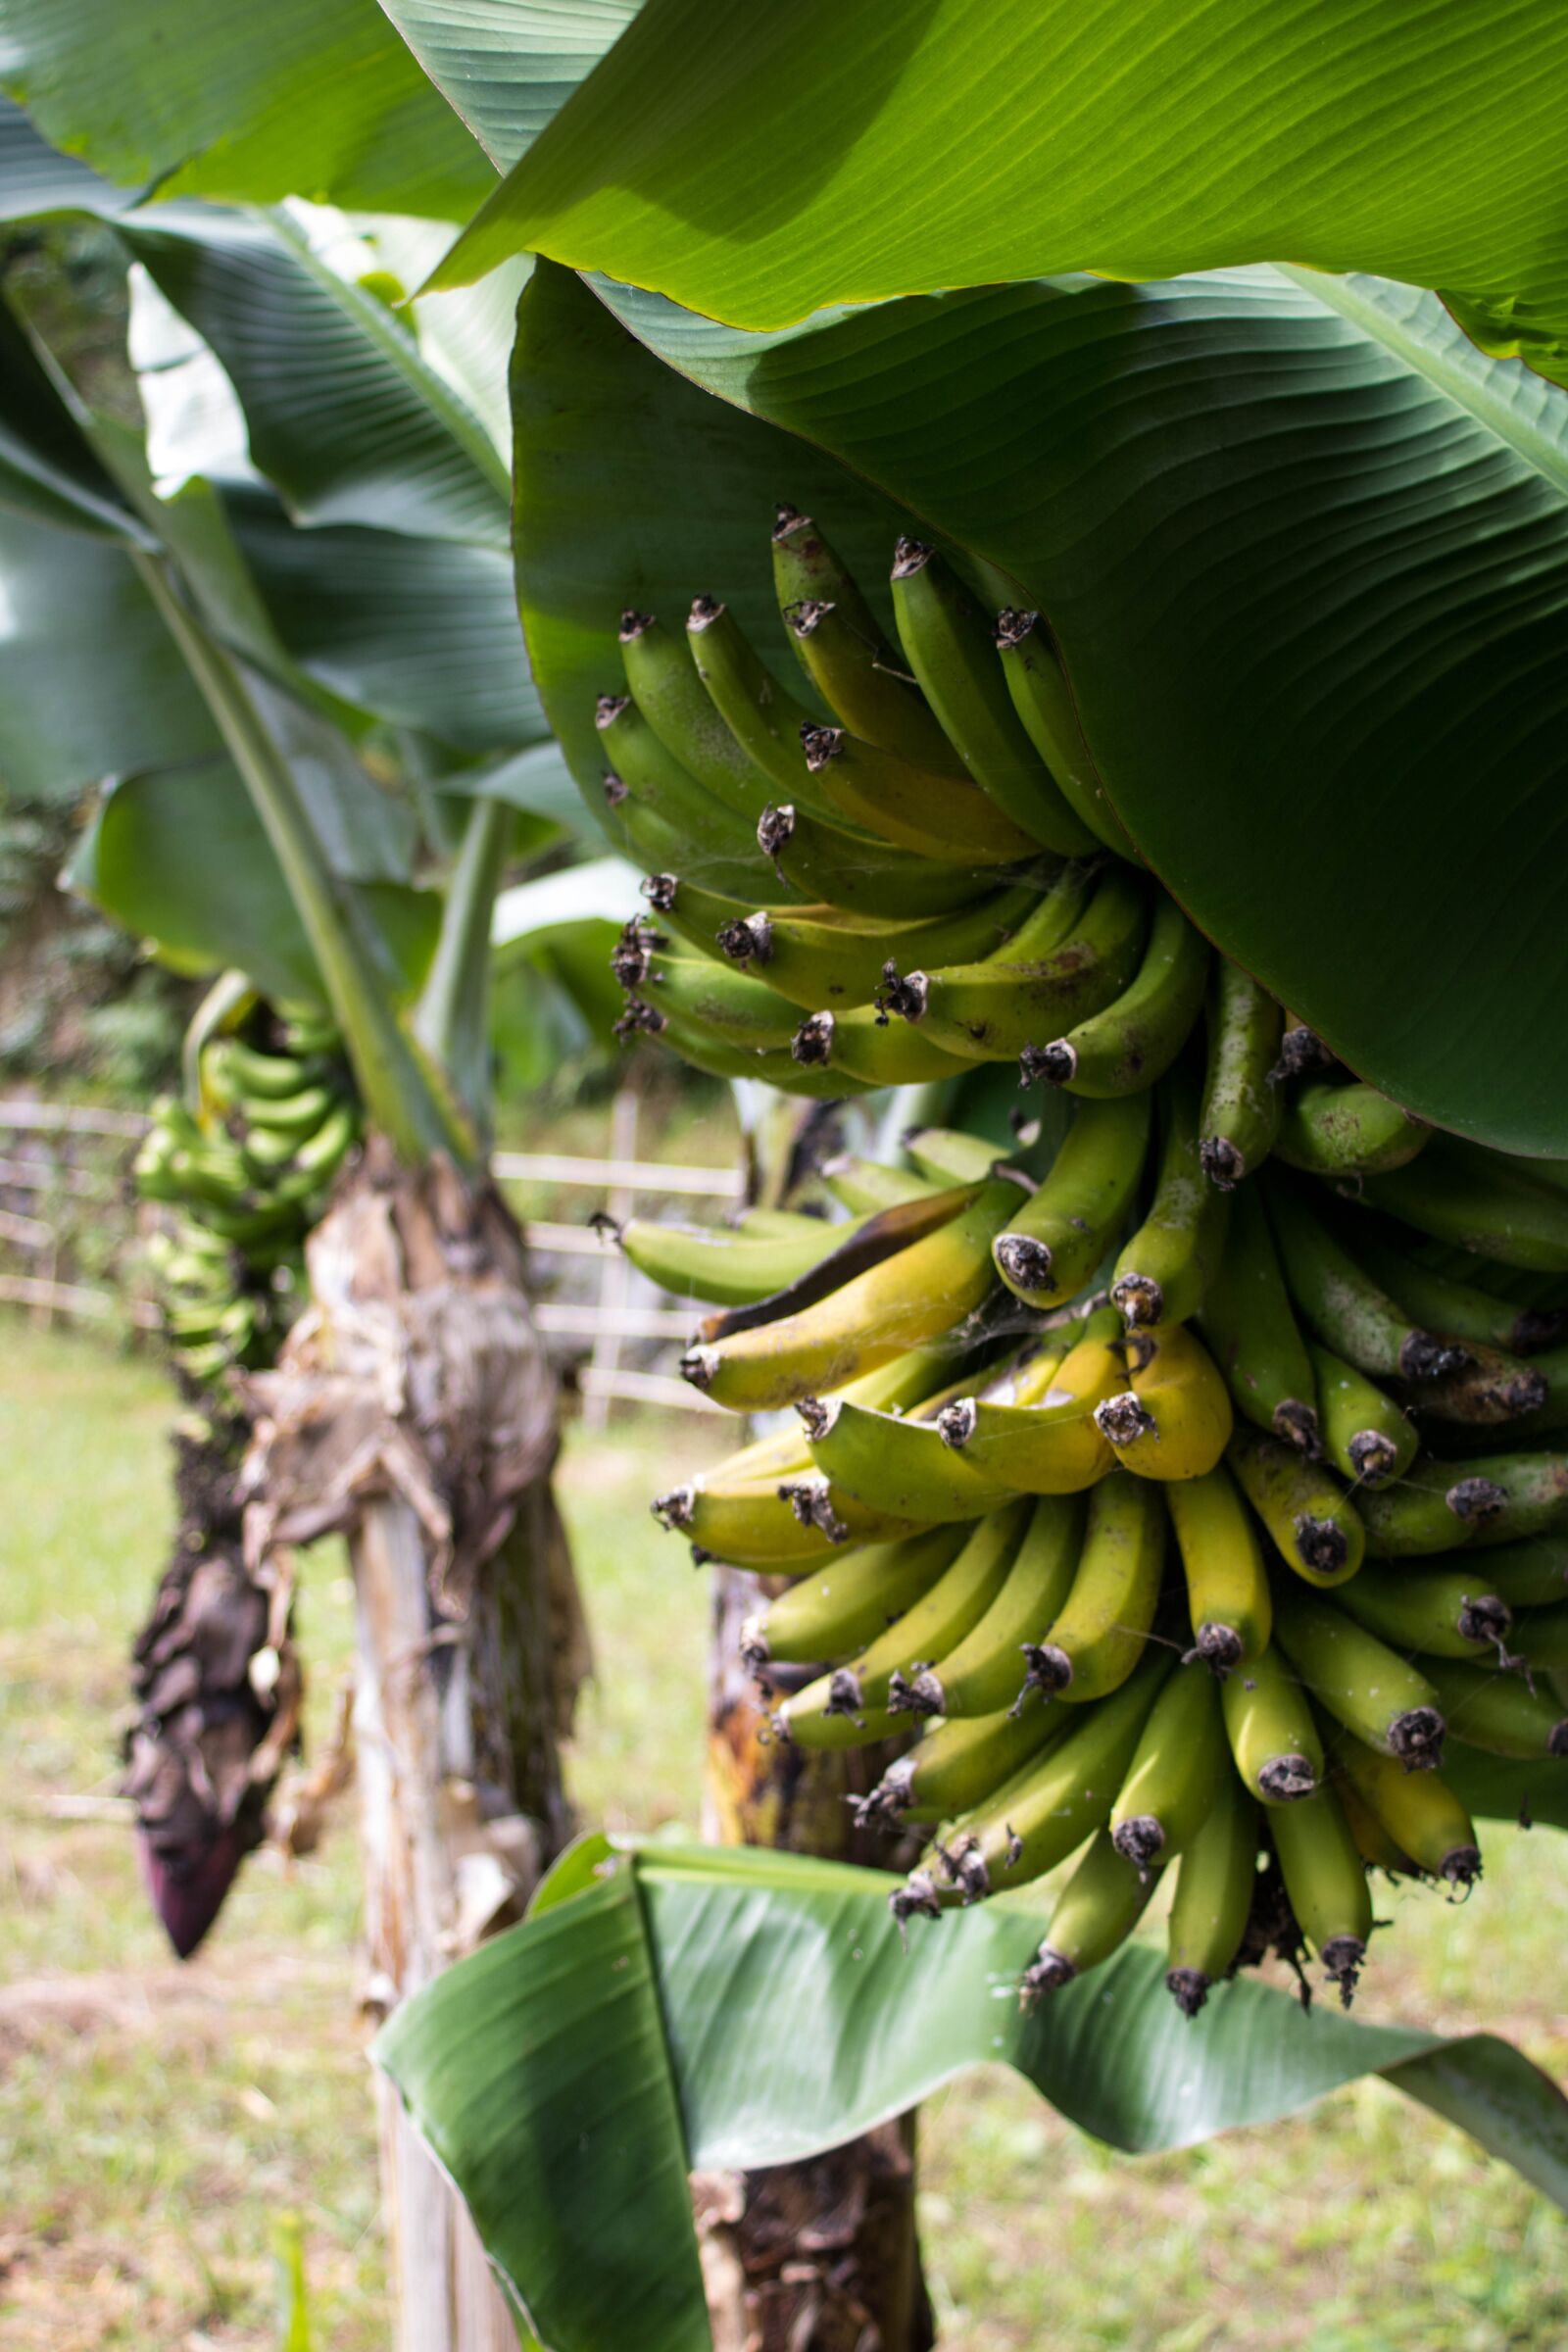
428, 0, 1568, 389
377, 1838, 1568, 2352
0, 0, 492, 218
377, 0, 642, 175
511, 260, 1568, 1155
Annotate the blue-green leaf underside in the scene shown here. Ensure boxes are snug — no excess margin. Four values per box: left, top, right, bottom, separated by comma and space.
379, 1839, 1568, 2352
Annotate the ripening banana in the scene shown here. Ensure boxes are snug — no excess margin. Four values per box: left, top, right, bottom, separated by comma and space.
931, 1313, 1122, 1494
1478, 1534, 1568, 1609
1198, 962, 1283, 1188
1271, 1587, 1446, 1768
1164, 1770, 1259, 2016
1018, 1827, 1162, 2002
794, 718, 1036, 865
743, 1522, 971, 1668
887, 1494, 1084, 1718
781, 1500, 1030, 1740
679, 1179, 1021, 1411
1110, 1063, 1231, 1328
858, 1701, 1070, 1830
1094, 1320, 1234, 1481
1415, 1657, 1568, 1760
1222, 1642, 1323, 1804
1227, 1425, 1365, 1587
1166, 1462, 1273, 1673
1348, 1231, 1568, 1360
1333, 1731, 1481, 1886
1336, 1563, 1513, 1662
1016, 1469, 1164, 1705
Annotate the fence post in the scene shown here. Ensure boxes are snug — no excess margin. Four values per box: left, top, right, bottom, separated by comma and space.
582, 1084, 640, 1433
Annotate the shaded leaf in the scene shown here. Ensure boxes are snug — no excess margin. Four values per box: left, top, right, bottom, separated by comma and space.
68, 759, 438, 1006
433, 0, 1568, 388
512, 260, 1568, 1153
0, 2, 492, 218
379, 1840, 1568, 2352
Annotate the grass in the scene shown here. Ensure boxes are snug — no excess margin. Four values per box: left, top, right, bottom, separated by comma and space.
3, 1326, 1567, 2349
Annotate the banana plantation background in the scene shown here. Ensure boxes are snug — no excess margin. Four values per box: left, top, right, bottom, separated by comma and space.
4, 4, 1568, 2350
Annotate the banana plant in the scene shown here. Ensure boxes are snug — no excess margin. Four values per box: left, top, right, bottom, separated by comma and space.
0, 100, 625, 2352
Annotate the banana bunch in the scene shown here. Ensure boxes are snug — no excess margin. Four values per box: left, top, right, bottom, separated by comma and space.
605, 502, 1568, 2013
135, 1008, 359, 1387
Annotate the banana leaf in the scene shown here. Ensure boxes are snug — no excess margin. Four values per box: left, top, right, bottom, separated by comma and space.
377, 0, 641, 175
511, 260, 1568, 1155
0, 0, 492, 218
429, 0, 1568, 388
378, 1837, 1568, 2352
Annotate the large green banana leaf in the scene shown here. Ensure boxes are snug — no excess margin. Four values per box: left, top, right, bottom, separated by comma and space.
377, 0, 641, 175
430, 0, 1568, 387
511, 261, 1568, 1155
67, 760, 439, 1008
378, 1837, 1568, 2352
0, 0, 491, 218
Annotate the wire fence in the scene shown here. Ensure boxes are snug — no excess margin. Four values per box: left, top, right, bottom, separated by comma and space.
0, 1091, 736, 1416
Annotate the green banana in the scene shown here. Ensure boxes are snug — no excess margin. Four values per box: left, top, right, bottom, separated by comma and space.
743, 1522, 971, 1667
781, 1500, 1030, 1740
993, 608, 1139, 858
1227, 1425, 1365, 1586
1406, 1342, 1549, 1427
915, 1648, 1169, 1905
1419, 1657, 1568, 1759
1018, 1827, 1162, 2000
653, 1474, 914, 1568
772, 506, 966, 775
1473, 1533, 1568, 1609
240, 1120, 308, 1176
818, 1155, 941, 1214
790, 1004, 980, 1088
1358, 1449, 1568, 1556
797, 719, 1035, 865
1269, 1784, 1373, 2004
617, 1207, 873, 1305
618, 609, 769, 816
656, 873, 1040, 1013
1266, 1180, 1470, 1385
204, 1040, 318, 1102
882, 864, 1149, 1065
801, 1389, 1022, 1524
1109, 1663, 1229, 1870
1017, 1469, 1164, 1704
993, 1090, 1152, 1305
596, 690, 765, 866
1222, 1642, 1324, 1803
1333, 1731, 1480, 1886
1497, 1600, 1568, 1674
1305, 1342, 1417, 1488
1165, 1771, 1259, 2015
1274, 1083, 1430, 1178
687, 595, 872, 822
1335, 1564, 1514, 1662
888, 539, 1097, 854
1358, 1134, 1568, 1272
1272, 1588, 1446, 1767
1111, 1067, 1231, 1329
1348, 1232, 1568, 1359
1025, 893, 1209, 1100
1196, 1180, 1319, 1449
620, 948, 803, 1052
1198, 961, 1283, 1188
889, 1494, 1085, 1717
758, 799, 988, 921
903, 1126, 1014, 1186
1166, 1462, 1273, 1672
621, 1001, 872, 1098
858, 1702, 1070, 1829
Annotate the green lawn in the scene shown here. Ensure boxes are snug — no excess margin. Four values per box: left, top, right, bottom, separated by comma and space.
2, 1325, 1566, 2349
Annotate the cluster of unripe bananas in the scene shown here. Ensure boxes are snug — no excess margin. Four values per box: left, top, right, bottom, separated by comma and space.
601, 506, 1568, 2015
134, 1010, 359, 1385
